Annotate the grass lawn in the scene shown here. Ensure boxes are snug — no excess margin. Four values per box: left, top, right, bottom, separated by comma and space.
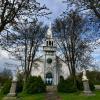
0, 93, 44, 100
0, 94, 4, 100
59, 90, 100, 100
95, 85, 100, 86
17, 93, 45, 100
0, 91, 100, 100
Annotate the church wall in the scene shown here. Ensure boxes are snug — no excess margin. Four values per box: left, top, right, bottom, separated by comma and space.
59, 60, 70, 79
31, 60, 44, 80
31, 57, 70, 85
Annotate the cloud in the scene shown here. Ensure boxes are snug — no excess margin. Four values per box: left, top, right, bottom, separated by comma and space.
0, 49, 9, 58
37, 0, 66, 23
92, 45, 100, 64
0, 48, 20, 71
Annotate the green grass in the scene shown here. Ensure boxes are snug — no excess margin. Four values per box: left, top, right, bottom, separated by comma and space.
59, 90, 100, 100
17, 93, 45, 100
0, 93, 44, 100
1, 91, 100, 100
0, 94, 4, 100
95, 85, 100, 86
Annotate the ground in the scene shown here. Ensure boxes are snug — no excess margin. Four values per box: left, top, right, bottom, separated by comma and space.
59, 90, 100, 100
0, 91, 100, 100
0, 95, 3, 100
45, 91, 61, 100
17, 93, 45, 100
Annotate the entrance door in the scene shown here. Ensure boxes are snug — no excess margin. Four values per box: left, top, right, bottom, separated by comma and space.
46, 72, 53, 85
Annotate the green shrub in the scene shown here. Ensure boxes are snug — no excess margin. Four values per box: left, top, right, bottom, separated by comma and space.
0, 76, 11, 86
1, 79, 11, 94
89, 80, 95, 91
36, 76, 46, 92
76, 79, 83, 91
24, 76, 46, 94
87, 71, 100, 85
57, 76, 77, 93
16, 80, 23, 93
16, 74, 24, 93
58, 75, 95, 93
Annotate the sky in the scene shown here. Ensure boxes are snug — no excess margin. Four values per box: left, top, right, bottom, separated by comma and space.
0, 0, 100, 71
37, 0, 66, 23
92, 45, 100, 66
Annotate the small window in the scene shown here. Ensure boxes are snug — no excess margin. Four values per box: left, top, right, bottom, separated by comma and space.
49, 41, 51, 46
52, 41, 53, 46
47, 41, 48, 46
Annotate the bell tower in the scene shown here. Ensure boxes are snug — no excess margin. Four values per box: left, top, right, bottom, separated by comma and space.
43, 23, 58, 85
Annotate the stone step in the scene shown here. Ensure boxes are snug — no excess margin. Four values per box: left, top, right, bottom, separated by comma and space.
46, 86, 57, 92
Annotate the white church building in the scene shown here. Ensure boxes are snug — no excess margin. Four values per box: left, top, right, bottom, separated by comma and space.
31, 24, 70, 85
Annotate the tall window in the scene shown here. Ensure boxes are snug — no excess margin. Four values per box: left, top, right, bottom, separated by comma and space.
49, 41, 51, 46
47, 41, 48, 46
52, 41, 53, 46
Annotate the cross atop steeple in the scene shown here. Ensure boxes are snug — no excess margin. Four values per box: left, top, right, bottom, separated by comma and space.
47, 22, 52, 38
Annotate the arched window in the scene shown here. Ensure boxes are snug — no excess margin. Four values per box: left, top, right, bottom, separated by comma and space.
46, 72, 53, 78
47, 41, 48, 46
49, 41, 51, 46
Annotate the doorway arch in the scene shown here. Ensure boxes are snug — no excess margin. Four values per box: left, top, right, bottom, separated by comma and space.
46, 72, 53, 85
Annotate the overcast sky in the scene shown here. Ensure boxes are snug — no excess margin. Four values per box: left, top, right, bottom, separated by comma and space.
37, 0, 67, 23
0, 0, 100, 71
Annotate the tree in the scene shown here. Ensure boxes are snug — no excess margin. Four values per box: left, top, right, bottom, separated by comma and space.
81, 0, 100, 19
0, 1, 50, 91
66, 0, 100, 19
0, 68, 12, 87
53, 11, 93, 87
0, 0, 50, 33
0, 0, 49, 80
0, 19, 47, 80
0, 0, 26, 32
0, 68, 12, 78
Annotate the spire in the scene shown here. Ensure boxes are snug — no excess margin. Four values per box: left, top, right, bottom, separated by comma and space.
47, 22, 52, 38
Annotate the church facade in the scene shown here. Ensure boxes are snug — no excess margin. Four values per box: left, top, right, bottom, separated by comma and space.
31, 25, 70, 85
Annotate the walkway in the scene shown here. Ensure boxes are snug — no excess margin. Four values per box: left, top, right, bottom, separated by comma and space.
45, 86, 61, 100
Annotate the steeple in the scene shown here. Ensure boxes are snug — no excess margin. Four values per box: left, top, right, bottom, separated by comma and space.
43, 22, 56, 52
47, 22, 52, 38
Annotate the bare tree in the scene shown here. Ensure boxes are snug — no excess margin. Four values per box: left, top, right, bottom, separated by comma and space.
0, 19, 47, 80
81, 0, 100, 19
0, 0, 26, 32
53, 11, 93, 86
0, 0, 50, 33
0, 0, 50, 84
65, 0, 100, 19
